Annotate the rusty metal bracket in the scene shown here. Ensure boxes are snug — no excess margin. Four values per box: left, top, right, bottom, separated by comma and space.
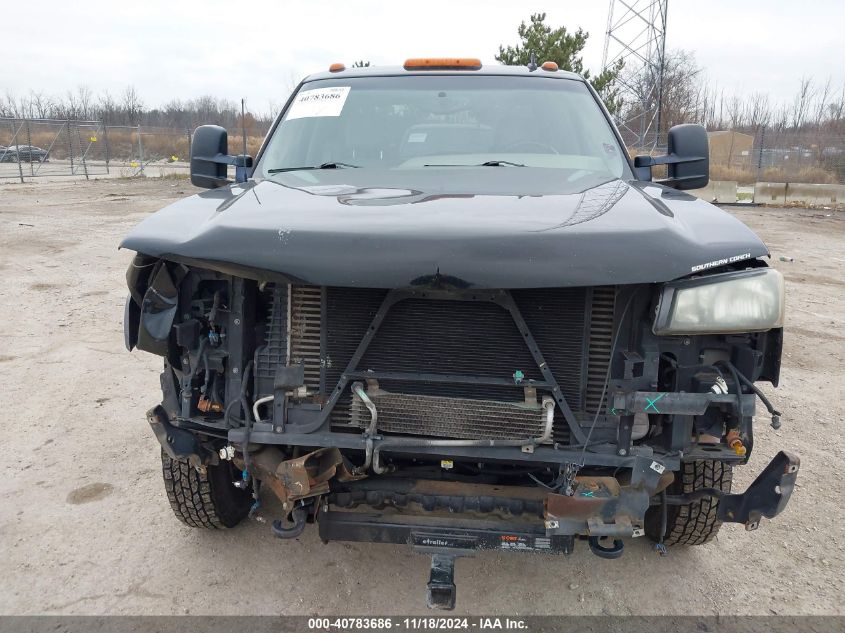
545, 477, 649, 537
545, 456, 673, 537
250, 447, 365, 510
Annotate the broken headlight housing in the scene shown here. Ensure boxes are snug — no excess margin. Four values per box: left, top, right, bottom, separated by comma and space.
653, 268, 785, 335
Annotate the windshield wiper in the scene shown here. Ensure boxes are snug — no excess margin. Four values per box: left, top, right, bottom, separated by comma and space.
479, 160, 525, 167
424, 160, 526, 167
267, 161, 360, 173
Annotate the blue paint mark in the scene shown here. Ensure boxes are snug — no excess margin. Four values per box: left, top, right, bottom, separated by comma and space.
645, 392, 667, 413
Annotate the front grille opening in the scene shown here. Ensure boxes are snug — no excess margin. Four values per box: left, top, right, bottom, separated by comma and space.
358, 298, 542, 381
256, 284, 616, 444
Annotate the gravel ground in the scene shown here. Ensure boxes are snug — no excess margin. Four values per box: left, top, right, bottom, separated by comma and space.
0, 178, 843, 615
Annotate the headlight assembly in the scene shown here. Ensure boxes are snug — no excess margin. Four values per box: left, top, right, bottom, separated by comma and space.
653, 268, 785, 335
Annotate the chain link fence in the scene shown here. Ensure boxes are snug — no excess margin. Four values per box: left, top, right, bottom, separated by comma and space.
710, 127, 845, 185
4, 116, 844, 186
0, 117, 197, 181
0, 116, 269, 182
100, 125, 194, 177
626, 128, 845, 185
0, 118, 110, 179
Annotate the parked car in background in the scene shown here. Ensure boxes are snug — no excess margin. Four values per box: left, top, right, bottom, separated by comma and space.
2, 145, 49, 162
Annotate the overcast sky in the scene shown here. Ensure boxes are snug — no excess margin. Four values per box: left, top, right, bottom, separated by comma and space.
3, 0, 843, 114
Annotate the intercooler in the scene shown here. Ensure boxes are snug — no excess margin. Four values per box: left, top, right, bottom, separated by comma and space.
256, 284, 616, 444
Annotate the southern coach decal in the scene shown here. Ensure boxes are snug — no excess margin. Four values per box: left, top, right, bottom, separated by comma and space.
691, 252, 751, 272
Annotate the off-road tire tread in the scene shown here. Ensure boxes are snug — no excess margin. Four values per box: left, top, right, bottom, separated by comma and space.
160, 449, 250, 529
659, 460, 733, 546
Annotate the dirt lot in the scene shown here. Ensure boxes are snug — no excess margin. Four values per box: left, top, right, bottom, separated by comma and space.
0, 178, 843, 615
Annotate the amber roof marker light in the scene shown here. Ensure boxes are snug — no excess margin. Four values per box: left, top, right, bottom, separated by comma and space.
541, 61, 559, 71
403, 58, 483, 70
329, 63, 346, 72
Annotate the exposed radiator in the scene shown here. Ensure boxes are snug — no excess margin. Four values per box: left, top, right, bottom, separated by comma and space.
585, 287, 616, 413
256, 284, 616, 443
350, 390, 548, 441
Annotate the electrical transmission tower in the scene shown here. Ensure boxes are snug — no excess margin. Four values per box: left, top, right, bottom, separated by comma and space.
602, 0, 669, 149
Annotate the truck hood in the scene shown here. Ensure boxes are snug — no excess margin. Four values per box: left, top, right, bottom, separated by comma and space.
120, 168, 769, 288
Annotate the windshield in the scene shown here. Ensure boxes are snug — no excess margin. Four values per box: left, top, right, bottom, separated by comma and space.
257, 74, 630, 179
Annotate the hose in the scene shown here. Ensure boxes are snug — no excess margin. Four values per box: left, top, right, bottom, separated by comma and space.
252, 395, 274, 423
352, 382, 378, 437
715, 360, 782, 429
348, 383, 380, 474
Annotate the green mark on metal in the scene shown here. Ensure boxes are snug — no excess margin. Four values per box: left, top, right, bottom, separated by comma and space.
644, 392, 667, 413
513, 370, 525, 384
581, 491, 595, 497
609, 407, 618, 416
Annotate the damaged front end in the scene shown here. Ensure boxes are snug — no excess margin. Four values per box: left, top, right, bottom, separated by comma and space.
125, 255, 799, 610
219, 441, 797, 609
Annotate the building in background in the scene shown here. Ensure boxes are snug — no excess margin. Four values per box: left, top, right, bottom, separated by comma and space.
707, 131, 754, 168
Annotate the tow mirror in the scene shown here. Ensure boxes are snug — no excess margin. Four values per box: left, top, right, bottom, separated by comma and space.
633, 123, 709, 190
189, 125, 253, 189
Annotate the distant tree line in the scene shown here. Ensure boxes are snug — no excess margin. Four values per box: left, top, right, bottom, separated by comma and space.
0, 86, 277, 135
620, 50, 845, 138
3, 52, 844, 143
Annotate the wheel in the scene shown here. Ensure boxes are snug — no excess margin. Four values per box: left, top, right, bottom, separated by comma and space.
160, 448, 253, 528
645, 460, 733, 546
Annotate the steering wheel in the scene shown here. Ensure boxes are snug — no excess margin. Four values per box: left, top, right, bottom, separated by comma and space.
501, 140, 559, 154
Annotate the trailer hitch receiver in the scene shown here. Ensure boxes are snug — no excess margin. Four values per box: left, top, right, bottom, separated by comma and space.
427, 554, 458, 610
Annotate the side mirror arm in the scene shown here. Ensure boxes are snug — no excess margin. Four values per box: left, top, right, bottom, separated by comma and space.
191, 153, 253, 184
633, 154, 706, 185
633, 154, 706, 168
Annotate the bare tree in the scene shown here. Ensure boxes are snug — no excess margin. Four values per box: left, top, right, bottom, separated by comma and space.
790, 77, 815, 129
98, 91, 118, 124
76, 85, 93, 120
746, 92, 771, 130
29, 91, 52, 119
813, 77, 832, 126
122, 86, 144, 125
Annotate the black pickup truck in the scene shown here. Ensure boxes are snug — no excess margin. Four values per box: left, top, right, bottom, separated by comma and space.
122, 59, 798, 610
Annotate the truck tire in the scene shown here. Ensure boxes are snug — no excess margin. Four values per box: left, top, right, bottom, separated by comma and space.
160, 448, 252, 528
645, 460, 733, 546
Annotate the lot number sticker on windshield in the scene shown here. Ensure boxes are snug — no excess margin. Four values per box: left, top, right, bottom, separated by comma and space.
286, 86, 351, 120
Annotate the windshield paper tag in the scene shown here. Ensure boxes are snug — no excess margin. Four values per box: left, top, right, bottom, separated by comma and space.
286, 86, 350, 120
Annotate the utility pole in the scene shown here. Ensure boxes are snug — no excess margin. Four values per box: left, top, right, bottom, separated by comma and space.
602, 0, 669, 149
